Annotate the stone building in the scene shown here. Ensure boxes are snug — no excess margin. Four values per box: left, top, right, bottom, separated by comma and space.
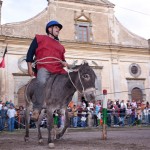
0, 0, 149, 106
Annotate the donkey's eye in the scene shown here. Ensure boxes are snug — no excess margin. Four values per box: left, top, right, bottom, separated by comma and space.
82, 74, 90, 80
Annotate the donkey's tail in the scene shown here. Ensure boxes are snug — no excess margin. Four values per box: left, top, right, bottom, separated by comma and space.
24, 78, 35, 105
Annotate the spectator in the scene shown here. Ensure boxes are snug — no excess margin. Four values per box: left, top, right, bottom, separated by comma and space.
18, 106, 25, 129
120, 100, 127, 110
81, 109, 87, 128
131, 107, 136, 126
93, 101, 100, 127
119, 104, 126, 126
113, 102, 119, 126
72, 105, 78, 128
60, 113, 65, 128
57, 109, 62, 128
53, 110, 58, 127
136, 103, 142, 125
0, 105, 7, 131
88, 100, 94, 111
7, 105, 16, 132
9, 100, 14, 107
0, 100, 2, 110
131, 99, 137, 108
143, 102, 150, 124
126, 105, 132, 126
107, 104, 113, 127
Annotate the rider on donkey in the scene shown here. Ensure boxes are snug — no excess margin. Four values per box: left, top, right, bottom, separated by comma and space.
26, 20, 69, 121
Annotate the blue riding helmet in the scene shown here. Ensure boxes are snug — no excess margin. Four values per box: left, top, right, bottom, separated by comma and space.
46, 20, 63, 34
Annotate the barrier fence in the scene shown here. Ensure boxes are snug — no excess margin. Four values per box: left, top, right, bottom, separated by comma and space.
0, 111, 150, 132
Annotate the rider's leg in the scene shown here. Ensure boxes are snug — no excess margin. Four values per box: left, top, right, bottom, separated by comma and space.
31, 68, 51, 121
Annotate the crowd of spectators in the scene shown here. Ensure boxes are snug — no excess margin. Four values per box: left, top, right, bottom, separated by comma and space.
68, 98, 150, 128
0, 100, 26, 132
107, 99, 150, 127
0, 98, 150, 132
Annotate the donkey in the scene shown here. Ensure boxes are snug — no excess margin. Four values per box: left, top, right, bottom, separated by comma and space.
24, 62, 96, 148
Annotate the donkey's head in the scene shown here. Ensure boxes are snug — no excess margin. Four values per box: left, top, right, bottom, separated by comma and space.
73, 62, 96, 101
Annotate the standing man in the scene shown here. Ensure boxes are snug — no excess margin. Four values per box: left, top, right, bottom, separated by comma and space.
7, 105, 16, 132
0, 105, 7, 131
26, 20, 69, 121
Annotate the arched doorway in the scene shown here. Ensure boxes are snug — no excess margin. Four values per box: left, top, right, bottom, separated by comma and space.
17, 86, 26, 107
131, 87, 143, 103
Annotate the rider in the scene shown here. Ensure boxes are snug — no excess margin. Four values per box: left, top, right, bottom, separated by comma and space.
26, 20, 69, 121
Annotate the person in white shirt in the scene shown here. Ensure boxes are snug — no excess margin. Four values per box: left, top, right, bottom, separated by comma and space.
120, 100, 127, 109
131, 99, 137, 108
7, 105, 16, 132
0, 101, 2, 110
143, 102, 150, 124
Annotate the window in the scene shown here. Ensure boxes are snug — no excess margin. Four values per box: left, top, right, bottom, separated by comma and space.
131, 66, 138, 74
129, 63, 141, 78
78, 25, 88, 42
74, 11, 93, 43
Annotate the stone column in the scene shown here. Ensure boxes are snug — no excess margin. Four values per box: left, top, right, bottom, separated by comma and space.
111, 57, 120, 100
47, 0, 56, 21
148, 39, 150, 101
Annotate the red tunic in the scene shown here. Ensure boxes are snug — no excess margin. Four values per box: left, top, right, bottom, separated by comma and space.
35, 34, 67, 74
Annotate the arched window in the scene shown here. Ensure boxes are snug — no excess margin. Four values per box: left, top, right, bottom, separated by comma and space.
131, 87, 143, 103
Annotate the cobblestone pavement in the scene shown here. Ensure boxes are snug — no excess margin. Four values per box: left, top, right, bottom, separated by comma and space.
0, 127, 150, 150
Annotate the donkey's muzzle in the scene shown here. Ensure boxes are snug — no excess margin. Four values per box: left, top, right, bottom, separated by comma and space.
83, 88, 96, 101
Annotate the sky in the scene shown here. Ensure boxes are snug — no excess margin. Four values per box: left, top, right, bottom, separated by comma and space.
1, 0, 150, 39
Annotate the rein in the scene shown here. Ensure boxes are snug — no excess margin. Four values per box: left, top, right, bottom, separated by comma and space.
33, 57, 85, 95
32, 56, 64, 68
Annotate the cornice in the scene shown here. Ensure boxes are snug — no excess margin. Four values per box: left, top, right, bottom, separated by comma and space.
126, 78, 146, 80
61, 40, 149, 51
0, 35, 149, 54
12, 73, 29, 76
56, 0, 114, 8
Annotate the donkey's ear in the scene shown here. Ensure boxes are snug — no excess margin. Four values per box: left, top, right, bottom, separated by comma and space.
82, 60, 88, 65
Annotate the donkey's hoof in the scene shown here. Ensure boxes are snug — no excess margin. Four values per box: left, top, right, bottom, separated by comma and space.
24, 137, 29, 142
38, 139, 43, 144
56, 134, 60, 139
48, 143, 55, 149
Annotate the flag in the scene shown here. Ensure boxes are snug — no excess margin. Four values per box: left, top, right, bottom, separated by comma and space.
0, 46, 7, 68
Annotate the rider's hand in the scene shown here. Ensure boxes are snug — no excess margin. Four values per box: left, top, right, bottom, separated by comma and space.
28, 67, 34, 77
62, 61, 70, 68
27, 62, 34, 77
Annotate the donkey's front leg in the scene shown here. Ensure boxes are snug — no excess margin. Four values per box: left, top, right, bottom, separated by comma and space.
47, 108, 55, 148
56, 108, 70, 139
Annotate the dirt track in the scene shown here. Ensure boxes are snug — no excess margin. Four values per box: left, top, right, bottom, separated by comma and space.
0, 127, 150, 150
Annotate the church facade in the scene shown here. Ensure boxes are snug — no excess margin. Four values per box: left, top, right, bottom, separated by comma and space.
0, 0, 149, 106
